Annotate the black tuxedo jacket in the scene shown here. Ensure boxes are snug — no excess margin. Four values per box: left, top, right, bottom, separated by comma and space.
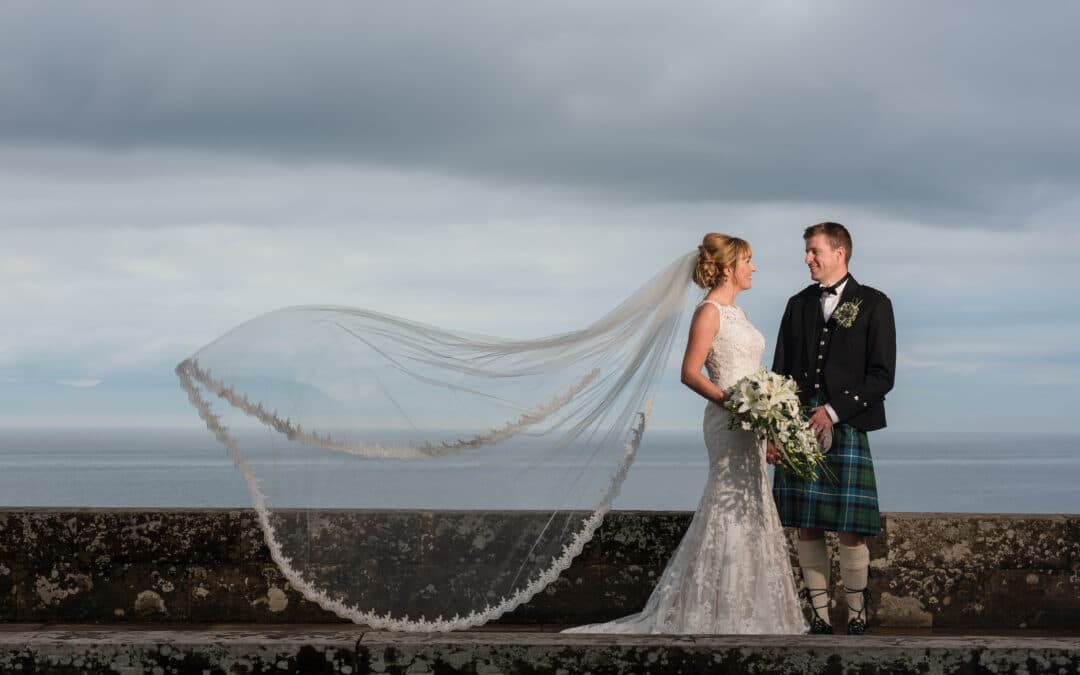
772, 275, 896, 431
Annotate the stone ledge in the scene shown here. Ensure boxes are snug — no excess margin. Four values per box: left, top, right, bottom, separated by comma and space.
361, 632, 1080, 675
1, 626, 1078, 674
2, 509, 1077, 629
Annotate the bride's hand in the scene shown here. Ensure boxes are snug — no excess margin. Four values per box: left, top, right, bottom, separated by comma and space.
765, 442, 786, 468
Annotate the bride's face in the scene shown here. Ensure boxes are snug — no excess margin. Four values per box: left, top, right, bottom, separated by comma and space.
731, 255, 756, 290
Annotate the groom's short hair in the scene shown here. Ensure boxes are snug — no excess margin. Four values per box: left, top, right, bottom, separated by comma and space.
804, 222, 852, 263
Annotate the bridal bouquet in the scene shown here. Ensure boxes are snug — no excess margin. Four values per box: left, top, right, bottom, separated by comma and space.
724, 369, 832, 481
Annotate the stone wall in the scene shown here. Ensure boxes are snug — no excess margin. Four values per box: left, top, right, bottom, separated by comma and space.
0, 509, 1076, 629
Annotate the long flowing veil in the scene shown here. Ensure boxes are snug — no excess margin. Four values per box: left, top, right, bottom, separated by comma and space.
176, 251, 697, 630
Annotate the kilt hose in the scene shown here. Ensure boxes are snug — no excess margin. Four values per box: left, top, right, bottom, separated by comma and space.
773, 397, 881, 536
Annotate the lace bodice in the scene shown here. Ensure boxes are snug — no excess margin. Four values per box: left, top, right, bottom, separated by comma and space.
700, 301, 766, 391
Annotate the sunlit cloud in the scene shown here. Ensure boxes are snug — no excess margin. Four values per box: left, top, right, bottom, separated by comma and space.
1, 2, 1078, 431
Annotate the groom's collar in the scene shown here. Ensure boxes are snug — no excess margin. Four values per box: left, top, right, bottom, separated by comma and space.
835, 274, 860, 305
800, 274, 860, 301
818, 274, 850, 296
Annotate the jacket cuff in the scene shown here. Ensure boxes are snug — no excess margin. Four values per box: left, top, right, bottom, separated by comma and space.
824, 404, 839, 424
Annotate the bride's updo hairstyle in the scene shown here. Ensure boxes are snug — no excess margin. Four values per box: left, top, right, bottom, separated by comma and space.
694, 233, 751, 289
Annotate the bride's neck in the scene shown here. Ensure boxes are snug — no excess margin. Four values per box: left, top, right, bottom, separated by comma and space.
707, 283, 738, 306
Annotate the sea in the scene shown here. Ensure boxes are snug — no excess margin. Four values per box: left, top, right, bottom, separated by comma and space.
0, 428, 1077, 513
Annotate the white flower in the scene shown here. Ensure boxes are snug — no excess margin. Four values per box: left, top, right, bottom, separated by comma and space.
722, 369, 831, 481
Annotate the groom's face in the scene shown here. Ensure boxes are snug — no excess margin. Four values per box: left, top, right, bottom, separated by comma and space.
804, 234, 845, 284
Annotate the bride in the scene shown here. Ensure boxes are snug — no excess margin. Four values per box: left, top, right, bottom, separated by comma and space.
177, 233, 807, 633
564, 234, 807, 634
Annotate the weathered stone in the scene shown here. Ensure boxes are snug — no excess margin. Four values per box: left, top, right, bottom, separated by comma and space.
238, 562, 346, 625
596, 511, 691, 568
0, 628, 1078, 675
357, 632, 1080, 675
0, 511, 17, 622
1, 628, 361, 675
1, 509, 1078, 629
15, 509, 83, 570
0, 633, 35, 675
134, 589, 167, 615
980, 641, 1080, 675
184, 563, 268, 624
980, 569, 1080, 629
19, 561, 100, 623
878, 513, 1080, 629
877, 592, 934, 627
1067, 517, 1080, 570
81, 509, 244, 567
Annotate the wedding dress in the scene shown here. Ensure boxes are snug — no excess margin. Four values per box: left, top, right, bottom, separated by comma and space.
564, 301, 808, 634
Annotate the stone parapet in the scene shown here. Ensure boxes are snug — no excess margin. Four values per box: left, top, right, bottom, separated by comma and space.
1, 627, 1078, 675
0, 509, 1076, 630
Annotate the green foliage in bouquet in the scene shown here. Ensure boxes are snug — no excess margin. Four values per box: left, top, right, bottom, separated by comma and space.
723, 368, 835, 482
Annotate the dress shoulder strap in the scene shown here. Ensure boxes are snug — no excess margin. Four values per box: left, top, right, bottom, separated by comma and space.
698, 300, 739, 316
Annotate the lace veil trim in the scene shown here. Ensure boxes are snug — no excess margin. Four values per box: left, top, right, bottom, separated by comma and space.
176, 251, 697, 631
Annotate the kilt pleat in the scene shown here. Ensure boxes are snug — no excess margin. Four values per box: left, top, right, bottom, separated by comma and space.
773, 422, 881, 536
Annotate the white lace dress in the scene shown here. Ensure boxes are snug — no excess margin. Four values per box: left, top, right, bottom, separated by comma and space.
564, 302, 808, 634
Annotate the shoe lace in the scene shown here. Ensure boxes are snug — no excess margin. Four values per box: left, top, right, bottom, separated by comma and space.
799, 587, 831, 614
844, 586, 872, 622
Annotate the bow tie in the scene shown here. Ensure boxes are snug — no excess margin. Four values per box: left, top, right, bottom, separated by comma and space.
819, 276, 848, 296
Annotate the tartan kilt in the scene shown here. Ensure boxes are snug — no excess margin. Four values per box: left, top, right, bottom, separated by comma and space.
773, 421, 881, 536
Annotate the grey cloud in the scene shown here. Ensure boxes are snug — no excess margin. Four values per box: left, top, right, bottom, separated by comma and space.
2, 2, 1080, 225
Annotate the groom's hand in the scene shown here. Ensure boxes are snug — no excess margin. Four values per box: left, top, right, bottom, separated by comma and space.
808, 406, 834, 444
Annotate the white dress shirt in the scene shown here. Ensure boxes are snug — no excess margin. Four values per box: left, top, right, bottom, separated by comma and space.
819, 277, 849, 424
820, 277, 849, 322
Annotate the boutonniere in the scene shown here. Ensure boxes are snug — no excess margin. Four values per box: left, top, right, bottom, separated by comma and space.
833, 298, 862, 328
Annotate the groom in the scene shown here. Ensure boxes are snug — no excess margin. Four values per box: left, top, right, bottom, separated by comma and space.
769, 222, 896, 636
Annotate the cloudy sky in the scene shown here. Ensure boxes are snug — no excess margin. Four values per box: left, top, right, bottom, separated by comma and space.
1, 2, 1078, 432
